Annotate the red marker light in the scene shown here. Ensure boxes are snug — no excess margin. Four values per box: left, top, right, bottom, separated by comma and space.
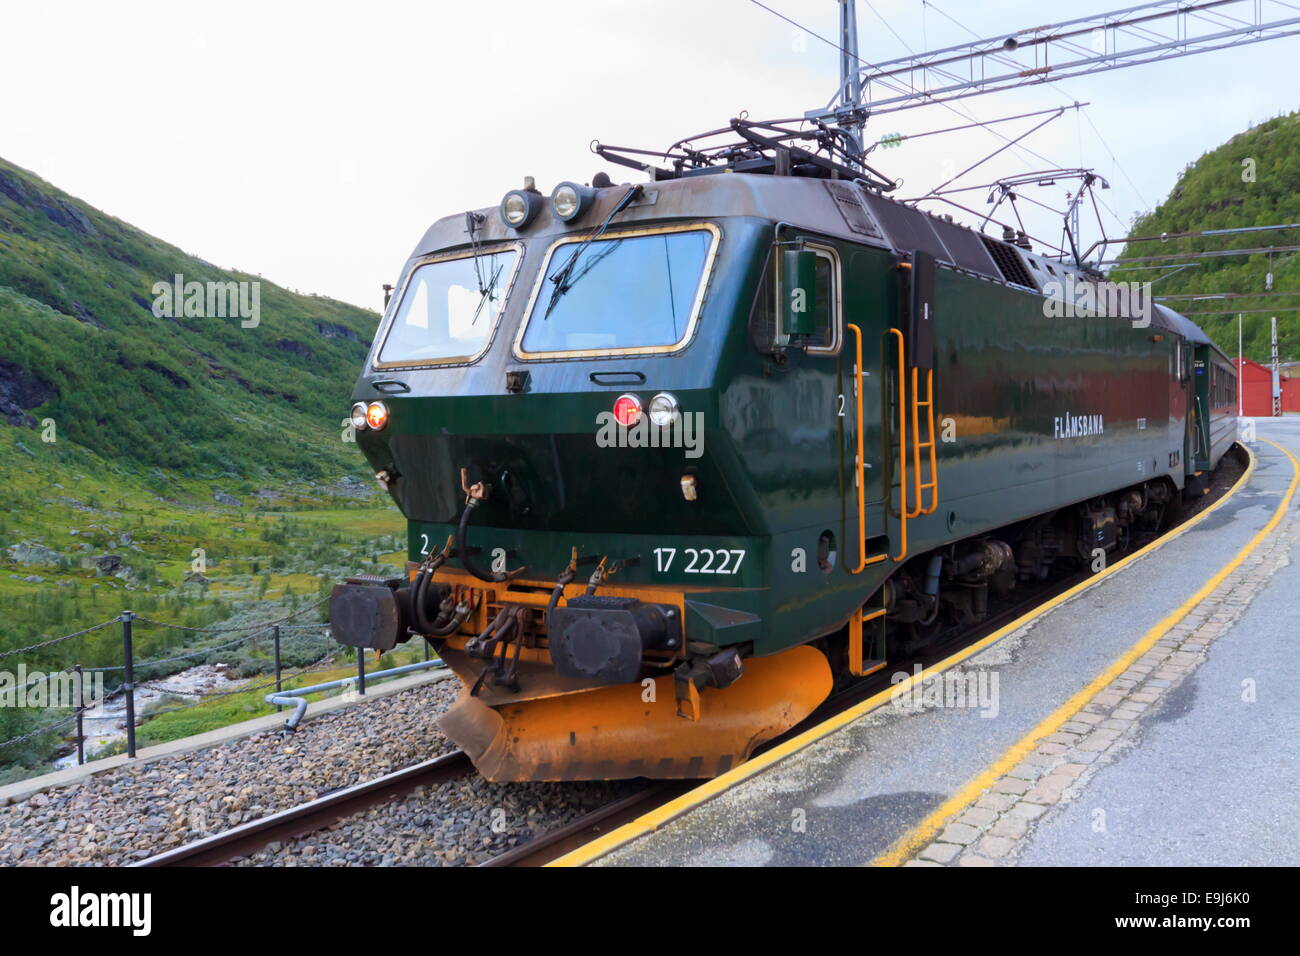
613, 394, 641, 427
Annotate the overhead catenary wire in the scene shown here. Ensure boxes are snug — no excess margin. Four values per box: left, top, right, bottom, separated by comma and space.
846, 0, 1300, 114
748, 0, 1078, 181
916, 0, 1146, 231
753, 0, 1128, 255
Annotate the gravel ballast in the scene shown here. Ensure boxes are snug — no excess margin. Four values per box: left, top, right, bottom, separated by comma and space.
232, 776, 642, 867
0, 678, 462, 865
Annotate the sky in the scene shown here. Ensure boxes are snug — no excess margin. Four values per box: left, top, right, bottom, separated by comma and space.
1, 0, 1297, 312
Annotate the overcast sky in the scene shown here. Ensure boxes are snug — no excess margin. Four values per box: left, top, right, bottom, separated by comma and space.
2, 0, 1296, 311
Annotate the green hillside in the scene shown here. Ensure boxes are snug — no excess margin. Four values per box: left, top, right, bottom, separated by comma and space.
1110, 111, 1300, 362
0, 156, 379, 476
0, 158, 404, 778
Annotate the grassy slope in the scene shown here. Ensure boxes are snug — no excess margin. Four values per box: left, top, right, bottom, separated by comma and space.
0, 414, 406, 775
0, 159, 408, 775
0, 156, 378, 476
1110, 112, 1300, 362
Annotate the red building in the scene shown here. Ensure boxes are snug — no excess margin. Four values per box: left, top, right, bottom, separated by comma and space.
1235, 357, 1300, 416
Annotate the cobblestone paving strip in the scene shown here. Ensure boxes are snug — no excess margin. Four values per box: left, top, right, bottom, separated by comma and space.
902, 443, 1300, 867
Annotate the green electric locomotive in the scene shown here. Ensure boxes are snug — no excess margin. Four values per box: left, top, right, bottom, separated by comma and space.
329, 119, 1235, 781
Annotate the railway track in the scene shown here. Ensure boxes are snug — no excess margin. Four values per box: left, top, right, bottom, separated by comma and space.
477, 781, 693, 867
134, 748, 688, 868
137, 460, 1241, 869
134, 750, 474, 867
128, 572, 1103, 868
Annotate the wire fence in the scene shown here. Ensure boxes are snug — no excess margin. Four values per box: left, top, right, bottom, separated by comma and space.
0, 595, 433, 767
0, 617, 120, 662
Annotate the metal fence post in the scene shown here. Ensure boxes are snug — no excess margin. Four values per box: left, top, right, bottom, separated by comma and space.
121, 610, 136, 758
273, 625, 283, 713
74, 664, 85, 766
357, 647, 366, 696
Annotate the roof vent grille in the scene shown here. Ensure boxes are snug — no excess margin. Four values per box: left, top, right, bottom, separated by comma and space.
979, 235, 1036, 288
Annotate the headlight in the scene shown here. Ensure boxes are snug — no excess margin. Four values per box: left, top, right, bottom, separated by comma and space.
551, 181, 596, 222
648, 392, 680, 428
350, 402, 369, 430
365, 401, 389, 430
500, 189, 542, 229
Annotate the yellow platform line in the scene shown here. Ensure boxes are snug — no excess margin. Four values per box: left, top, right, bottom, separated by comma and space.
873, 437, 1298, 866
550, 443, 1266, 867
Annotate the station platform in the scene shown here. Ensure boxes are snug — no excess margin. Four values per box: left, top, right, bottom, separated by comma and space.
562, 420, 1300, 867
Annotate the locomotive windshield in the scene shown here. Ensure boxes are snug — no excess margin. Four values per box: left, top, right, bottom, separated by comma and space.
517, 225, 717, 357
375, 245, 518, 366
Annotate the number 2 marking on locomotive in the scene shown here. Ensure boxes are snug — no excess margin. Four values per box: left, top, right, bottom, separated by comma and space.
419, 533, 430, 555
655, 547, 745, 574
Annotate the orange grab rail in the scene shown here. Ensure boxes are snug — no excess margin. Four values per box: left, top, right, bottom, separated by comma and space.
889, 328, 909, 562
847, 323, 887, 572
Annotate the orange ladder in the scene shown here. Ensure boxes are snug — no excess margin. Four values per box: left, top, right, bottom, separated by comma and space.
907, 367, 939, 518
846, 324, 916, 569
848, 604, 888, 677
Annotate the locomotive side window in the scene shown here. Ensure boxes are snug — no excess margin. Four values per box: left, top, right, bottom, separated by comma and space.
515, 223, 720, 359
374, 244, 520, 368
749, 240, 841, 355
781, 243, 839, 353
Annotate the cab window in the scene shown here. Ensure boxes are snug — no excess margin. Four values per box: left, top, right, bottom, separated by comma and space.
374, 245, 519, 367
515, 225, 718, 358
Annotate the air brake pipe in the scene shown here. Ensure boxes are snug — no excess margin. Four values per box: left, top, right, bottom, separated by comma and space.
456, 469, 527, 583
412, 545, 473, 637
457, 499, 504, 582
267, 659, 444, 730
412, 544, 454, 632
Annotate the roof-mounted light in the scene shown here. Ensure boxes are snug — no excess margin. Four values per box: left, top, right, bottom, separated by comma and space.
551, 181, 597, 222
500, 177, 543, 229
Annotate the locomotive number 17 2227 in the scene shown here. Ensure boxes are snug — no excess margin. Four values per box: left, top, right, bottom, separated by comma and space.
653, 547, 746, 574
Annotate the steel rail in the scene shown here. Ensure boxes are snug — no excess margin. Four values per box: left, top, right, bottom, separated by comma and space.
480, 782, 693, 867
133, 750, 473, 866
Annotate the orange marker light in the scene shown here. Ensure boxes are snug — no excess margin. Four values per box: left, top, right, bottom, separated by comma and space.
366, 401, 389, 430
613, 394, 641, 427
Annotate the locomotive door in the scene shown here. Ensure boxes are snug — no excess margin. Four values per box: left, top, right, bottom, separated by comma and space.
1169, 334, 1190, 477
772, 235, 862, 573
838, 246, 939, 570
1191, 344, 1212, 470
839, 247, 894, 568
